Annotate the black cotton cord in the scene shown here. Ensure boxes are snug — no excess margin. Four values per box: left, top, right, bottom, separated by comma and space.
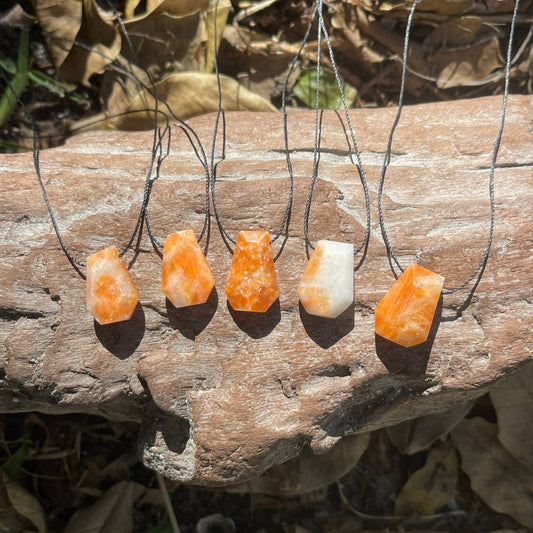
209, 0, 234, 245
19, 58, 167, 268
303, 108, 324, 249
28, 9, 211, 265
303, 9, 324, 251
281, 4, 318, 248
377, 0, 520, 294
209, 0, 294, 249
28, 102, 86, 268
283, 0, 371, 256
105, 0, 211, 249
42, 32, 210, 175
316, 3, 371, 256
144, 122, 212, 250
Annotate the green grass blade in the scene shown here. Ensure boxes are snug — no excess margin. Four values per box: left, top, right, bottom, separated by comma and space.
0, 71, 29, 127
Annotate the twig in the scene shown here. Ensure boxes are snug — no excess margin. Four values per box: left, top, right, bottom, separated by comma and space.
336, 481, 467, 526
156, 471, 181, 533
233, 0, 281, 24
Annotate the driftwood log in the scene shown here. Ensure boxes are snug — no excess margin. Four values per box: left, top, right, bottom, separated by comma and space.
1, 95, 532, 486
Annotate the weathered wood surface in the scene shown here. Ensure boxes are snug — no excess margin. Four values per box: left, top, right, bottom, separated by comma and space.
1, 96, 532, 486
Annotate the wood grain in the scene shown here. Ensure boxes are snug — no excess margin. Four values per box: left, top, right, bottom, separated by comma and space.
1, 95, 531, 485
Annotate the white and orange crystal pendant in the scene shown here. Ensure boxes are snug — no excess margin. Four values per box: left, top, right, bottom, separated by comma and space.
86, 246, 139, 325
161, 230, 215, 308
298, 240, 354, 319
375, 263, 444, 347
225, 230, 278, 312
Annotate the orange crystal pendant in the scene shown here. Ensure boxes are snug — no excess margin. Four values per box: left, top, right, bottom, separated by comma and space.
86, 246, 139, 325
375, 263, 444, 347
225, 230, 278, 312
161, 230, 215, 308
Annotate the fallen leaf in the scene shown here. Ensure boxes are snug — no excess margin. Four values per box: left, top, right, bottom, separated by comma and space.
394, 439, 458, 516
424, 16, 483, 52
124, 0, 141, 19
0, 3, 36, 28
1, 472, 47, 533
452, 417, 533, 528
436, 37, 504, 89
29, 0, 121, 83
292, 68, 357, 110
218, 24, 298, 103
28, 0, 82, 73
62, 480, 146, 533
62, 0, 121, 83
205, 0, 231, 73
228, 433, 370, 495
146, 0, 209, 16
416, 0, 474, 15
485, 0, 522, 12
486, 530, 529, 533
122, 0, 212, 76
372, 0, 474, 15
387, 401, 473, 454
106, 71, 278, 130
490, 361, 533, 470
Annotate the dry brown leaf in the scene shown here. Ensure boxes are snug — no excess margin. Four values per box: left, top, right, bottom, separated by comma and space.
487, 530, 529, 533
387, 401, 473, 454
29, 0, 83, 71
100, 57, 151, 126
490, 361, 533, 470
484, 0, 524, 12
122, 0, 214, 76
436, 37, 504, 89
488, 530, 529, 533
424, 16, 483, 52
330, 4, 384, 79
62, 480, 145, 533
228, 433, 370, 495
30, 0, 121, 83
0, 3, 36, 28
452, 417, 533, 528
64, 0, 121, 83
146, 0, 209, 16
206, 0, 232, 73
106, 71, 277, 130
394, 439, 458, 516
124, 0, 142, 19
416, 0, 474, 15
0, 488, 28, 533
372, 0, 474, 15
1, 472, 47, 533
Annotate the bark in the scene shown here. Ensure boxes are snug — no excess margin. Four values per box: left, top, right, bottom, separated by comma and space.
1, 95, 531, 486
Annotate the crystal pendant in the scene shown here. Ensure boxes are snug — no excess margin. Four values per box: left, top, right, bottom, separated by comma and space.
225, 230, 278, 312
375, 263, 444, 347
86, 246, 139, 325
298, 240, 354, 319
161, 230, 215, 308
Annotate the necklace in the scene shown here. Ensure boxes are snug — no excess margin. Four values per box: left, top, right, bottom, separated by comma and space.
283, 0, 371, 319
145, 120, 215, 309
375, 0, 520, 347
210, 0, 293, 313
18, 46, 169, 325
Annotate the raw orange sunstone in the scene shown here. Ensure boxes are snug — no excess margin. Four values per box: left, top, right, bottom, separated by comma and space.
161, 230, 215, 308
375, 263, 444, 347
86, 246, 139, 325
225, 230, 278, 313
